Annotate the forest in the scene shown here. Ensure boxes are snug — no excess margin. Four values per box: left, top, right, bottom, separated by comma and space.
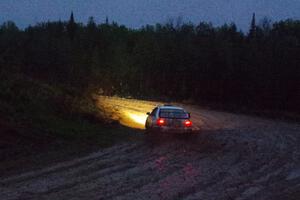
1, 13, 300, 114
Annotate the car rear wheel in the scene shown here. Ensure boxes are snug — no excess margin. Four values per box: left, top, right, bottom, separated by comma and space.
145, 123, 151, 133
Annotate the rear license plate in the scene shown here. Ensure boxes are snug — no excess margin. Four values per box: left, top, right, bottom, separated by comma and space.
174, 120, 182, 127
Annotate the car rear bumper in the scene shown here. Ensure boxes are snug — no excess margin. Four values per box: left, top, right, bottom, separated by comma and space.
155, 126, 193, 134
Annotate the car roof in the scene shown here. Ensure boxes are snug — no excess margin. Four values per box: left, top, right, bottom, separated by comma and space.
158, 106, 184, 110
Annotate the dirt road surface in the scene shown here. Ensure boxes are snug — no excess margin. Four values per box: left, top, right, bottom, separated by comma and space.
1, 96, 300, 200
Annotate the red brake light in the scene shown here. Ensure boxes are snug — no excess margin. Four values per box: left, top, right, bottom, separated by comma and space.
184, 120, 192, 127
157, 118, 165, 126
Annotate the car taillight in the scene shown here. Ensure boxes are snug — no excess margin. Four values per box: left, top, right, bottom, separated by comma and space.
157, 118, 165, 126
184, 120, 192, 127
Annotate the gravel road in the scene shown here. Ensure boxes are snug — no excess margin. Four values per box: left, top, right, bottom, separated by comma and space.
1, 96, 300, 200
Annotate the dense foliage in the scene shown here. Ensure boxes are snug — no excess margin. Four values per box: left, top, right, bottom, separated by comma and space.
1, 14, 299, 113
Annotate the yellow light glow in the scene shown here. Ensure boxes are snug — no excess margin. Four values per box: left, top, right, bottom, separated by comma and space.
127, 112, 147, 126
96, 96, 157, 130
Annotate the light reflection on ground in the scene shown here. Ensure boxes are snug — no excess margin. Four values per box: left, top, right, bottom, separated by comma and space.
96, 96, 160, 130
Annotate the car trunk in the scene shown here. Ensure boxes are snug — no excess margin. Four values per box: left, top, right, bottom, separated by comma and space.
165, 118, 185, 128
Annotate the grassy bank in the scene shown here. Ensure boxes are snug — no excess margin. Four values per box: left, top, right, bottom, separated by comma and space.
0, 69, 137, 148
0, 69, 143, 175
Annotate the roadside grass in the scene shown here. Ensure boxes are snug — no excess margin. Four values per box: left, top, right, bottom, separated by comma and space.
0, 75, 140, 175
0, 70, 138, 148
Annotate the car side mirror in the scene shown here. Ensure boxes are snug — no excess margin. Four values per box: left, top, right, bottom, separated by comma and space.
147, 112, 150, 115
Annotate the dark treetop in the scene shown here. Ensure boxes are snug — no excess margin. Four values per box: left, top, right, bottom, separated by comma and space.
1, 0, 300, 31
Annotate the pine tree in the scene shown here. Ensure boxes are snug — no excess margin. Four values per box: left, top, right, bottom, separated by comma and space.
88, 17, 96, 28
249, 13, 257, 39
87, 16, 97, 33
67, 11, 76, 40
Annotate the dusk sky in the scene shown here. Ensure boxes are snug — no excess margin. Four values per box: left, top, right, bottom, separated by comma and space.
0, 0, 300, 31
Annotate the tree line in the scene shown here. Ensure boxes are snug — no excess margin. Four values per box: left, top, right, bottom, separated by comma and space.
0, 13, 299, 113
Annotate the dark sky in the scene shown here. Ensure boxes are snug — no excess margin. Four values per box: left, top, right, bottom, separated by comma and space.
1, 0, 300, 31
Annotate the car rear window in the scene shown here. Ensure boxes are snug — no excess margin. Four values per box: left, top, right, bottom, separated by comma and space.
159, 109, 189, 119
